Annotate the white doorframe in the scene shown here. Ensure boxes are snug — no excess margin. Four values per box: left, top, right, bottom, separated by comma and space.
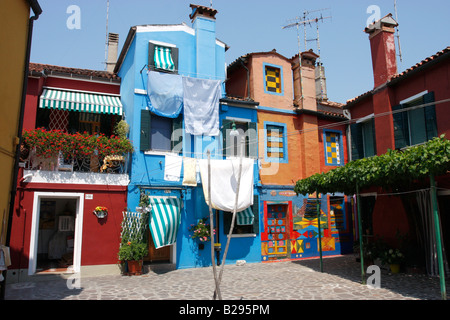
29, 192, 84, 275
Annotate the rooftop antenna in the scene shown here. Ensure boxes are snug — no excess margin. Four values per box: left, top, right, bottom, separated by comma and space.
104, 0, 110, 70
283, 8, 331, 102
394, 0, 403, 65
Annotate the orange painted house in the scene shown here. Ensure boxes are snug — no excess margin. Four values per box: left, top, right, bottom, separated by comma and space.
226, 49, 353, 261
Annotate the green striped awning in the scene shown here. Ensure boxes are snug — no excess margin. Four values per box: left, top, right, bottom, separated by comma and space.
149, 196, 181, 249
154, 45, 175, 71
237, 207, 254, 226
39, 88, 123, 115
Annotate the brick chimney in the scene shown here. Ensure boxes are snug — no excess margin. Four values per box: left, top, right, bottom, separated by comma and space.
364, 14, 398, 88
106, 33, 119, 73
291, 49, 319, 111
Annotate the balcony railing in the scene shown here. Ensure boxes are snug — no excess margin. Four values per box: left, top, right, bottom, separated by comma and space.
23, 151, 130, 174
21, 129, 133, 175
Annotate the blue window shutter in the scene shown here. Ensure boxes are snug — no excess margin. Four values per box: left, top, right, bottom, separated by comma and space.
248, 122, 257, 158
350, 123, 363, 160
393, 104, 410, 149
148, 43, 156, 71
221, 119, 233, 158
423, 91, 438, 140
171, 114, 183, 153
140, 110, 151, 151
252, 195, 259, 235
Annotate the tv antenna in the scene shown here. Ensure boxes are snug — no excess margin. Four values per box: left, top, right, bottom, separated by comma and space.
394, 0, 403, 64
104, 0, 110, 70
283, 8, 331, 102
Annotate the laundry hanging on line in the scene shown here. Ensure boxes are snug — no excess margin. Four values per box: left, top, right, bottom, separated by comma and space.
182, 157, 197, 186
146, 71, 222, 136
147, 71, 183, 118
164, 154, 183, 182
182, 77, 221, 136
198, 158, 254, 212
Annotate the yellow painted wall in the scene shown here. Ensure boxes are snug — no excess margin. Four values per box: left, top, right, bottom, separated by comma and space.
0, 0, 30, 244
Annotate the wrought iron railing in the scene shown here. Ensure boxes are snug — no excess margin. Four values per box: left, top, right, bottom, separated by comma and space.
23, 150, 130, 174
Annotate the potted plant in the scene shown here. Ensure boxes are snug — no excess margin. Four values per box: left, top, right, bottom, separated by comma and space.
136, 191, 151, 213
93, 206, 108, 219
118, 240, 148, 275
382, 248, 405, 274
189, 218, 214, 249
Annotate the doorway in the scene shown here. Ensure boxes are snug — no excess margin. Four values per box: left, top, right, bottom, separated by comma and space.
266, 204, 289, 260
144, 230, 171, 263
29, 192, 84, 275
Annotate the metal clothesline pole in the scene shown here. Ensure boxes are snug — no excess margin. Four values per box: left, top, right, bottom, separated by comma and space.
207, 150, 221, 300
213, 136, 245, 299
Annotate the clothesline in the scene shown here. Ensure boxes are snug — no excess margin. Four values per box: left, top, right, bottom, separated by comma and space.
140, 64, 226, 81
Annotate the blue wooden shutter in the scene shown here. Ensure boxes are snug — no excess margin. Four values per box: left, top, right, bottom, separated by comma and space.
140, 110, 151, 151
171, 114, 183, 153
393, 104, 410, 149
350, 123, 363, 160
221, 119, 233, 158
423, 91, 438, 140
248, 122, 257, 158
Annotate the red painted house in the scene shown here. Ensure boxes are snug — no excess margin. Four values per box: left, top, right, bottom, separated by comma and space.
7, 63, 130, 282
344, 14, 450, 275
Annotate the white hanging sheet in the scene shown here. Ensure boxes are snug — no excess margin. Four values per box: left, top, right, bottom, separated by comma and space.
199, 158, 254, 212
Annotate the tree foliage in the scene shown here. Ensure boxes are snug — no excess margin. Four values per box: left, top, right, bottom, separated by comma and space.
294, 135, 450, 196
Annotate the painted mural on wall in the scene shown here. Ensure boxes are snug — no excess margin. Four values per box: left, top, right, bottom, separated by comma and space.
260, 189, 352, 262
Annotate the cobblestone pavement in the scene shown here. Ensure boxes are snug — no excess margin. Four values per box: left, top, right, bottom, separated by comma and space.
4, 254, 448, 301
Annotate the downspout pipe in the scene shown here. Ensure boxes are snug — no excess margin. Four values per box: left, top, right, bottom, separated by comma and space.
1, 1, 42, 300
239, 58, 251, 101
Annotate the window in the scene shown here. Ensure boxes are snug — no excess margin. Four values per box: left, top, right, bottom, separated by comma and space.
350, 117, 376, 160
140, 110, 183, 153
324, 131, 343, 166
148, 42, 179, 73
221, 119, 257, 158
393, 91, 437, 149
265, 122, 288, 163
223, 196, 259, 235
264, 63, 283, 95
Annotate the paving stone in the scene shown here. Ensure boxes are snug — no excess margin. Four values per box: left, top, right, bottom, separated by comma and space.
4, 254, 449, 300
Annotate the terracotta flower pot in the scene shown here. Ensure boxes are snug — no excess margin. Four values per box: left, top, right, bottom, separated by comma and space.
126, 260, 143, 275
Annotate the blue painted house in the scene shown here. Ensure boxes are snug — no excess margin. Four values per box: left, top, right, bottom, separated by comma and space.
114, 4, 261, 269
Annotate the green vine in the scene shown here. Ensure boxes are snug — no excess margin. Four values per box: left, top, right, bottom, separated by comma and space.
294, 135, 450, 195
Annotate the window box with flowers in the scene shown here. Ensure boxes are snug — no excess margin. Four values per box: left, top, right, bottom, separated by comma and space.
189, 218, 214, 250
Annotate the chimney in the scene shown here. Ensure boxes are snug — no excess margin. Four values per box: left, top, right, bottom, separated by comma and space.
315, 63, 327, 101
365, 14, 398, 88
106, 33, 119, 73
189, 4, 218, 77
291, 49, 319, 111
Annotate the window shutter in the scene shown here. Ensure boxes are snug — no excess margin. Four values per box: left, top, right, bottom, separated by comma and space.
252, 195, 259, 235
221, 119, 233, 158
350, 123, 363, 160
140, 110, 151, 151
392, 104, 409, 149
370, 118, 377, 156
248, 122, 257, 158
148, 43, 156, 71
171, 114, 183, 153
423, 91, 438, 140
171, 47, 179, 74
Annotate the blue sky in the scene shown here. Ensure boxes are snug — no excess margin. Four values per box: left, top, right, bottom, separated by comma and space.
30, 0, 449, 104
